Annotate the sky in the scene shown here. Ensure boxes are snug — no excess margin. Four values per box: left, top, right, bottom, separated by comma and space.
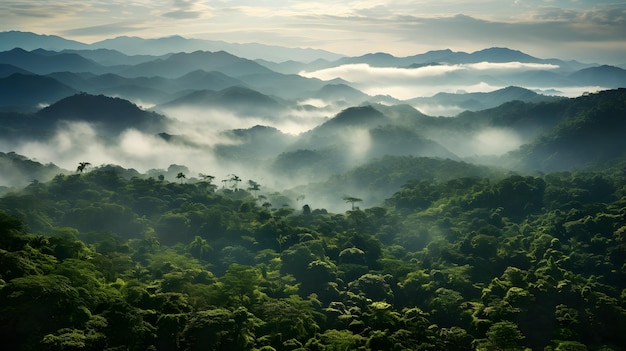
1, 0, 626, 64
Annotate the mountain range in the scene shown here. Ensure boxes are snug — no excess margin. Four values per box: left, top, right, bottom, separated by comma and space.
1, 44, 624, 115
1, 30, 625, 208
0, 31, 344, 63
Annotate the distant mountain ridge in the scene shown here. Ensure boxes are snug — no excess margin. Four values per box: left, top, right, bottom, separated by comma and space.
156, 86, 284, 116
0, 31, 343, 63
408, 86, 563, 113
286, 47, 596, 74
0, 73, 77, 111
0, 48, 105, 75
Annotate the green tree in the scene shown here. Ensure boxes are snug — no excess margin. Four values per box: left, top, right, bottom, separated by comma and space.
343, 196, 363, 210
483, 321, 526, 351
247, 180, 261, 198
221, 264, 261, 306
76, 162, 91, 174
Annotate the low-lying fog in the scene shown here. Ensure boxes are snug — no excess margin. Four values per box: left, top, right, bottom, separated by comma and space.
1, 59, 607, 211
300, 62, 608, 116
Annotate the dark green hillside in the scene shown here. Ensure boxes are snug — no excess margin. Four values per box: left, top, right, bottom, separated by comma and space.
0, 93, 169, 140
0, 152, 66, 192
508, 88, 626, 171
0, 160, 624, 350
0, 73, 77, 112
36, 93, 168, 135
157, 86, 284, 116
0, 48, 104, 74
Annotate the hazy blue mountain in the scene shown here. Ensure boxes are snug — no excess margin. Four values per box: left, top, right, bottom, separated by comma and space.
156, 86, 284, 116
42, 72, 167, 104
292, 47, 595, 73
45, 72, 98, 91
0, 63, 31, 78
0, 31, 88, 51
96, 85, 170, 105
33, 93, 169, 136
43, 69, 244, 105
0, 48, 104, 75
313, 105, 389, 131
464, 47, 539, 63
61, 48, 168, 66
254, 59, 312, 74
233, 72, 338, 100
0, 73, 77, 112
569, 65, 626, 88
118, 50, 272, 78
90, 34, 343, 62
408, 86, 563, 112
173, 70, 244, 92
506, 70, 576, 87
314, 84, 371, 105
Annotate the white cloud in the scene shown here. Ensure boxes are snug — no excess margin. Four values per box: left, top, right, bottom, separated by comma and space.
463, 61, 560, 70
299, 62, 560, 100
1, 1, 624, 63
300, 63, 463, 82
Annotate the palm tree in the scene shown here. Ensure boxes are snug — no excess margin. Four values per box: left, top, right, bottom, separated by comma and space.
176, 172, 186, 184
247, 180, 261, 198
229, 174, 242, 191
199, 173, 216, 183
343, 196, 363, 210
76, 161, 91, 174
199, 173, 217, 192
189, 236, 212, 260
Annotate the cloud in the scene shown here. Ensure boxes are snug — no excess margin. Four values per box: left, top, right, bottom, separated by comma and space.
162, 10, 202, 19
1, 1, 624, 64
299, 63, 464, 82
299, 62, 560, 99
61, 22, 147, 37
162, 0, 210, 19
463, 62, 560, 70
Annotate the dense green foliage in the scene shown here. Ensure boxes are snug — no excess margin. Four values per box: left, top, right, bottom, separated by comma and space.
1, 162, 625, 350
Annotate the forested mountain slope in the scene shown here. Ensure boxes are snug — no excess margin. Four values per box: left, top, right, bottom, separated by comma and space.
506, 89, 626, 171
1, 161, 625, 350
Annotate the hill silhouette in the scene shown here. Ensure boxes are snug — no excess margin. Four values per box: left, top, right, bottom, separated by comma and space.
0, 48, 104, 74
508, 89, 626, 171
157, 86, 284, 116
119, 50, 272, 78
408, 86, 562, 113
0, 73, 77, 111
569, 65, 626, 88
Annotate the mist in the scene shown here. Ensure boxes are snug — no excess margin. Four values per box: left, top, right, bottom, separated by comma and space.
299, 62, 563, 101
